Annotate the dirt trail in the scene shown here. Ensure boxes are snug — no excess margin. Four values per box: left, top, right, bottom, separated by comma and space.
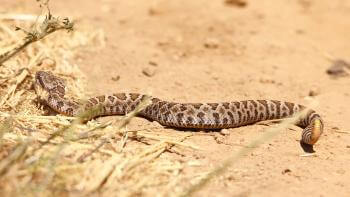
3, 0, 350, 196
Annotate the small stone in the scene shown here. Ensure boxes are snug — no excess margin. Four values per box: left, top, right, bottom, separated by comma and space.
204, 38, 219, 49
111, 75, 120, 81
308, 87, 320, 97
326, 59, 350, 78
220, 129, 230, 135
225, 0, 247, 7
282, 168, 291, 174
148, 61, 158, 66
142, 67, 156, 77
346, 145, 350, 148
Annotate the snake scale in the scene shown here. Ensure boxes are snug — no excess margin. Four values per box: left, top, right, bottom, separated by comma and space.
34, 71, 323, 146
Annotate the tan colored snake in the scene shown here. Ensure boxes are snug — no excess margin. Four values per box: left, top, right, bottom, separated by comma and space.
34, 71, 323, 148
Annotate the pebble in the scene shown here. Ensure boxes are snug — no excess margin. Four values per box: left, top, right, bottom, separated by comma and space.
142, 67, 156, 77
282, 168, 292, 174
326, 59, 350, 78
224, 0, 247, 7
308, 87, 320, 97
148, 61, 158, 66
203, 38, 219, 49
111, 75, 120, 81
220, 129, 230, 135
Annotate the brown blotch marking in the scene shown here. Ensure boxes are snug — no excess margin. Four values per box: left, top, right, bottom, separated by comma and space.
234, 102, 240, 109
212, 112, 220, 124
129, 93, 140, 101
251, 100, 258, 108
282, 112, 288, 117
227, 111, 234, 122
281, 104, 288, 115
56, 86, 65, 96
259, 113, 264, 120
158, 101, 167, 108
89, 98, 98, 105
202, 106, 209, 112
161, 112, 169, 122
161, 111, 171, 124
271, 100, 281, 118
151, 98, 161, 103
237, 110, 242, 123
164, 111, 171, 118
97, 95, 105, 102
57, 101, 64, 108
208, 103, 219, 110
285, 102, 295, 115
47, 95, 54, 104
114, 93, 127, 100
223, 117, 228, 124
187, 108, 195, 115
176, 113, 184, 122
180, 105, 187, 111
152, 104, 159, 112
115, 101, 127, 114
247, 100, 255, 111
197, 112, 205, 118
159, 106, 167, 114
242, 101, 248, 109
171, 106, 179, 113
66, 108, 74, 116
187, 116, 194, 124
241, 114, 246, 124
246, 111, 251, 123
222, 102, 230, 109
257, 100, 268, 109
258, 105, 264, 112
197, 117, 205, 124
145, 106, 152, 115
108, 96, 115, 103
254, 109, 259, 121
192, 103, 202, 109
218, 107, 225, 115
249, 103, 253, 111
230, 105, 237, 112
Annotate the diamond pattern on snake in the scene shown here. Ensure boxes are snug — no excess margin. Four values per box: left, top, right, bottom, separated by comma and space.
34, 71, 324, 147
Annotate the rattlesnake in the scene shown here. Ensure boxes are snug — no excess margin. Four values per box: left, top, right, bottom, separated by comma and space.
34, 71, 323, 146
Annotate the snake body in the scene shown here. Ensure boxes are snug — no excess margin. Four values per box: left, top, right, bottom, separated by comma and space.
34, 71, 323, 145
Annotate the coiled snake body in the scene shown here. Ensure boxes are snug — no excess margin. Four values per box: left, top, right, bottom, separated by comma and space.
34, 71, 323, 146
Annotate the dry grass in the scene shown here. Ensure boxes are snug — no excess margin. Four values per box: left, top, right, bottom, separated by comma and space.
0, 5, 203, 197
0, 3, 320, 197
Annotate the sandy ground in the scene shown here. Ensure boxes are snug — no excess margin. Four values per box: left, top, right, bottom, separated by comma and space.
2, 0, 350, 196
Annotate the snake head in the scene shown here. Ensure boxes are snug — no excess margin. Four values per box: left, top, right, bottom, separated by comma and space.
35, 71, 66, 97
